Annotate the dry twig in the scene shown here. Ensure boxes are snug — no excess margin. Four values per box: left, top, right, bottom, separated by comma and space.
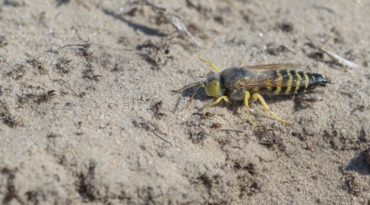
318, 47, 360, 69
145, 0, 203, 48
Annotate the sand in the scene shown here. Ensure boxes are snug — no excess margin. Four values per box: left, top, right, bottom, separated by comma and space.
0, 0, 369, 204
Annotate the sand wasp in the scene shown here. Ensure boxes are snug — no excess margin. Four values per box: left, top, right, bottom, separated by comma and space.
172, 53, 334, 126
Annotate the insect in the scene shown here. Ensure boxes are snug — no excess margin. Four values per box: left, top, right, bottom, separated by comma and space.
172, 53, 334, 126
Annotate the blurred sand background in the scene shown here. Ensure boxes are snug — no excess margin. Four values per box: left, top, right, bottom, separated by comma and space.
0, 0, 370, 204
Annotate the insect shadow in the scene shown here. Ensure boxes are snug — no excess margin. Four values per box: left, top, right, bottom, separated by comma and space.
173, 85, 217, 113
175, 85, 309, 113
175, 84, 209, 102
174, 83, 323, 119
345, 149, 370, 175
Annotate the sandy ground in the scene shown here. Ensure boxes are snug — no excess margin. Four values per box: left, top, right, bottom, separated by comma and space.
0, 0, 370, 204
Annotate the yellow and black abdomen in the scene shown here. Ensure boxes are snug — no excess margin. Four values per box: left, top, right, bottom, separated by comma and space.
259, 70, 332, 95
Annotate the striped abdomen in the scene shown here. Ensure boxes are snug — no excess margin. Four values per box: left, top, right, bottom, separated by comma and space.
260, 70, 332, 94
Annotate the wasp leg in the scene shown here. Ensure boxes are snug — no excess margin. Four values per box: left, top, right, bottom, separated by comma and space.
204, 96, 228, 115
244, 91, 257, 126
195, 52, 220, 73
189, 85, 202, 103
251, 93, 293, 125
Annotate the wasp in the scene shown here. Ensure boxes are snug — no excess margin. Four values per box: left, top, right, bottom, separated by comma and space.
172, 53, 334, 126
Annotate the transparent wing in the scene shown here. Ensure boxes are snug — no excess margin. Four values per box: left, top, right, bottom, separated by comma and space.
239, 70, 304, 88
243, 63, 301, 70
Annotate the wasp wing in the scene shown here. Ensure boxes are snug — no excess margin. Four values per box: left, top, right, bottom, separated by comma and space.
239, 70, 304, 88
243, 63, 301, 70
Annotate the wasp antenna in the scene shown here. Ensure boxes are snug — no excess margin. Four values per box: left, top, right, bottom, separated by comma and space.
195, 52, 220, 73
171, 82, 203, 94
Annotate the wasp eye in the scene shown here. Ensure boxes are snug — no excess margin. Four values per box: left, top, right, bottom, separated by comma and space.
206, 72, 213, 77
205, 80, 220, 97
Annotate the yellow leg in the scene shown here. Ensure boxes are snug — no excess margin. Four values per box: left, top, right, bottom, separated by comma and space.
251, 93, 293, 125
204, 96, 228, 115
244, 91, 256, 126
195, 52, 220, 73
